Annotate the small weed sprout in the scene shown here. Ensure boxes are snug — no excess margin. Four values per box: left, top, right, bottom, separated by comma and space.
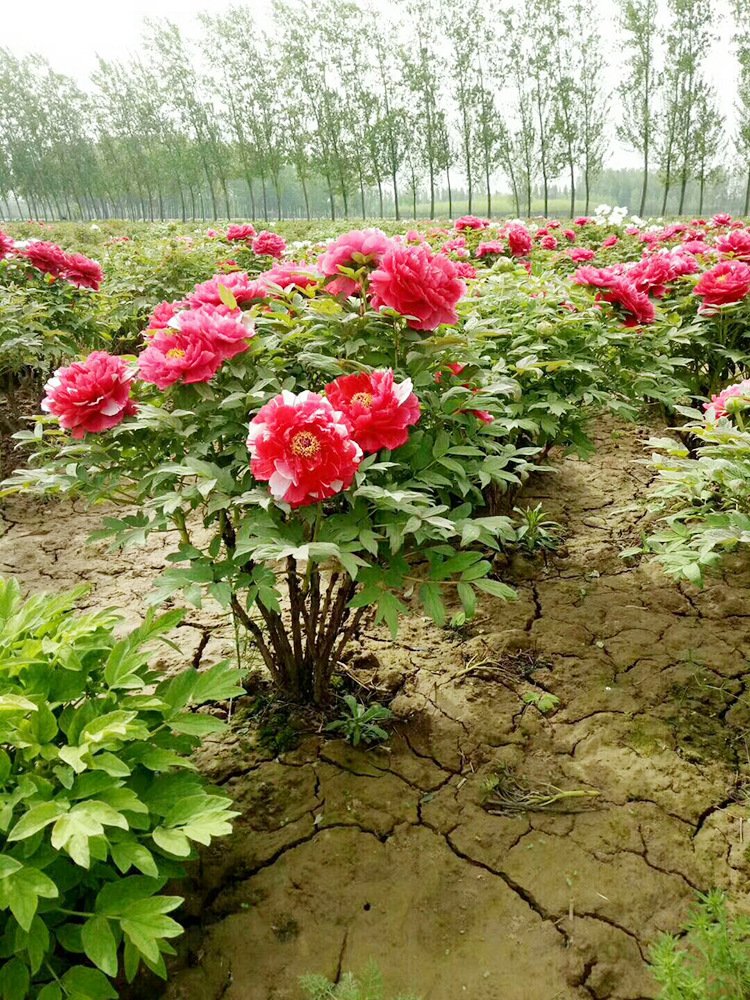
522, 689, 561, 714
513, 503, 564, 553
300, 960, 420, 1000
325, 694, 393, 746
648, 889, 750, 999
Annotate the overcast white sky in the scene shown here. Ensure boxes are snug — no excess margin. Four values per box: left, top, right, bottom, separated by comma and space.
1, 0, 739, 170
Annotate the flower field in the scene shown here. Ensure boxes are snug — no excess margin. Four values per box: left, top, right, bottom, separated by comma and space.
1, 210, 750, 1000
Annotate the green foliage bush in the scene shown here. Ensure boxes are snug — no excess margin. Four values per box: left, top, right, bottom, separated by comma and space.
0, 577, 241, 1000
300, 961, 420, 1000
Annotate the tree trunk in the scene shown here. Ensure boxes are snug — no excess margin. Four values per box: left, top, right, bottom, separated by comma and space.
569, 160, 575, 219
429, 160, 435, 218
639, 150, 649, 218
446, 166, 453, 218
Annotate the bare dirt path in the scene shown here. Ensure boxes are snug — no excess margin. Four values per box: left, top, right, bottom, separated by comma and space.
1, 419, 748, 1000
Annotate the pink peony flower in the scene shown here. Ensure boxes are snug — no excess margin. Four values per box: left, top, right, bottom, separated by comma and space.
572, 265, 619, 288
226, 223, 256, 242
574, 217, 593, 226
715, 229, 750, 261
42, 351, 137, 438
20, 241, 68, 276
260, 261, 322, 292
504, 224, 532, 257
368, 244, 466, 330
563, 229, 576, 242
147, 300, 184, 330
602, 235, 619, 248
62, 252, 103, 290
325, 369, 420, 453
693, 260, 750, 309
536, 228, 549, 237
705, 378, 750, 419
454, 261, 478, 279
252, 231, 287, 258
569, 247, 596, 262
625, 227, 641, 236
185, 271, 267, 308
206, 228, 220, 238
601, 277, 655, 326
0, 230, 13, 259
540, 235, 558, 250
548, 220, 561, 230
406, 229, 425, 243
246, 390, 362, 507
318, 228, 393, 297
711, 213, 733, 228
680, 240, 713, 256
138, 304, 254, 389
454, 215, 489, 230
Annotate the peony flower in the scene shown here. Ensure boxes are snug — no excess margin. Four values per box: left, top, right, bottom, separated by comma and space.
602, 235, 619, 248
625, 226, 641, 236
318, 229, 393, 296
540, 235, 558, 250
0, 229, 13, 259
601, 277, 655, 325
475, 240, 504, 259
563, 229, 576, 242
62, 252, 103, 290
693, 260, 750, 309
406, 229, 425, 243
185, 270, 268, 308
680, 240, 713, 256
325, 369, 420, 453
206, 228, 220, 238
504, 224, 532, 257
41, 351, 137, 438
260, 261, 322, 292
19, 241, 68, 276
569, 247, 596, 263
138, 304, 254, 389
454, 215, 489, 230
246, 390, 362, 507
548, 220, 561, 230
147, 300, 184, 330
705, 378, 750, 419
715, 229, 750, 261
226, 223, 256, 242
711, 213, 733, 228
252, 231, 287, 258
453, 261, 478, 280
368, 243, 465, 330
574, 217, 593, 226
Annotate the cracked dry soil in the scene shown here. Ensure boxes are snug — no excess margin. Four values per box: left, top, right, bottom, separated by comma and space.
1, 417, 750, 1000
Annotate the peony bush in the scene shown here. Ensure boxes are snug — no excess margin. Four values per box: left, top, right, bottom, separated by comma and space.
6, 231, 528, 704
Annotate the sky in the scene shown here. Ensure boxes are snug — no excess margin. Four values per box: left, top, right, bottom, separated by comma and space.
1, 0, 740, 171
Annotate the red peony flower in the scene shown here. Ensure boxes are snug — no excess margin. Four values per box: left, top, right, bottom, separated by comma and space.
325, 369, 420, 453
680, 240, 713, 256
62, 252, 103, 290
715, 229, 750, 261
0, 229, 13, 259
368, 244, 466, 330
318, 229, 393, 296
475, 240, 505, 259
20, 241, 68, 276
454, 215, 489, 230
247, 390, 362, 507
504, 224, 532, 257
572, 265, 619, 288
563, 229, 576, 241
226, 223, 256, 242
138, 304, 254, 389
693, 260, 750, 309
602, 235, 619, 248
42, 351, 137, 438
569, 247, 595, 262
185, 270, 267, 308
548, 220, 561, 229
705, 377, 750, 419
574, 217, 593, 226
252, 231, 287, 258
540, 235, 558, 250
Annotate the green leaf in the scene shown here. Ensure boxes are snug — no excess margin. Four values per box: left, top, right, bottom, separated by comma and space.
120, 897, 184, 964
81, 917, 118, 978
457, 582, 476, 619
152, 827, 191, 857
0, 858, 22, 879
95, 876, 167, 917
110, 841, 159, 878
474, 578, 517, 601
0, 957, 29, 1000
8, 801, 65, 841
375, 592, 406, 640
37, 983, 61, 1000
168, 714, 224, 737
61, 966, 117, 1000
419, 582, 446, 626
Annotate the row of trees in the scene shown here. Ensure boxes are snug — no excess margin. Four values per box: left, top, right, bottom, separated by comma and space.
0, 0, 747, 222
